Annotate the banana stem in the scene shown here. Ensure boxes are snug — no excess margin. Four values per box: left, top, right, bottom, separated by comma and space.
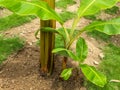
62, 56, 68, 70
67, 28, 86, 49
62, 25, 70, 43
70, 17, 80, 38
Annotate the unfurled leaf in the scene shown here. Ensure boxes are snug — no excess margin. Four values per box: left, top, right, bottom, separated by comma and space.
85, 18, 120, 35
77, 0, 119, 17
52, 48, 79, 61
60, 68, 73, 80
76, 38, 88, 62
0, 0, 63, 24
80, 64, 107, 87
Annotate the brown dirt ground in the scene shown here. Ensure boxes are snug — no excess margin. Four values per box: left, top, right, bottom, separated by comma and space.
0, 45, 85, 90
0, 1, 116, 90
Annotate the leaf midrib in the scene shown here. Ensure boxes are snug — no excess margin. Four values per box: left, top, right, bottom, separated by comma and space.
78, 0, 96, 17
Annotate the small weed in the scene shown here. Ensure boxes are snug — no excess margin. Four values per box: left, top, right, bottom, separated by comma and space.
0, 14, 36, 31
56, 0, 76, 9
84, 12, 101, 20
60, 11, 75, 22
0, 6, 3, 10
84, 15, 97, 20
0, 35, 24, 64
105, 6, 119, 15
87, 30, 111, 42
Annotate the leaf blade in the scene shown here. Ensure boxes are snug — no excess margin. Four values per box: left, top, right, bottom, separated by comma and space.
0, 0, 63, 24
52, 48, 79, 61
78, 0, 119, 17
76, 38, 88, 62
60, 68, 73, 80
85, 18, 120, 35
80, 64, 107, 87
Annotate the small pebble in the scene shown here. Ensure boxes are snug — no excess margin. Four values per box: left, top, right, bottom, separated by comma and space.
28, 42, 33, 46
20, 33, 24, 36
28, 31, 32, 33
11, 80, 15, 84
93, 61, 99, 65
30, 87, 33, 90
80, 87, 86, 90
99, 53, 104, 59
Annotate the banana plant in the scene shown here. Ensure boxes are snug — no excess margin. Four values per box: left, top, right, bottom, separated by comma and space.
52, 0, 120, 87
0, 0, 120, 87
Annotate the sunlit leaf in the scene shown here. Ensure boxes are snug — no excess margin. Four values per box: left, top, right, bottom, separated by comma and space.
60, 68, 73, 80
77, 0, 119, 17
52, 48, 79, 61
85, 18, 120, 35
76, 38, 88, 62
80, 64, 107, 87
0, 0, 63, 24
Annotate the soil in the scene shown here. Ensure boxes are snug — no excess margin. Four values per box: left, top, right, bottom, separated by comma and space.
0, 1, 113, 90
111, 35, 120, 46
0, 9, 12, 18
0, 46, 85, 90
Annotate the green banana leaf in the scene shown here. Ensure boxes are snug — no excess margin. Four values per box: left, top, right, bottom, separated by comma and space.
80, 64, 107, 87
52, 48, 79, 61
0, 0, 63, 24
77, 0, 119, 17
60, 68, 73, 80
76, 37, 88, 62
85, 18, 120, 35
